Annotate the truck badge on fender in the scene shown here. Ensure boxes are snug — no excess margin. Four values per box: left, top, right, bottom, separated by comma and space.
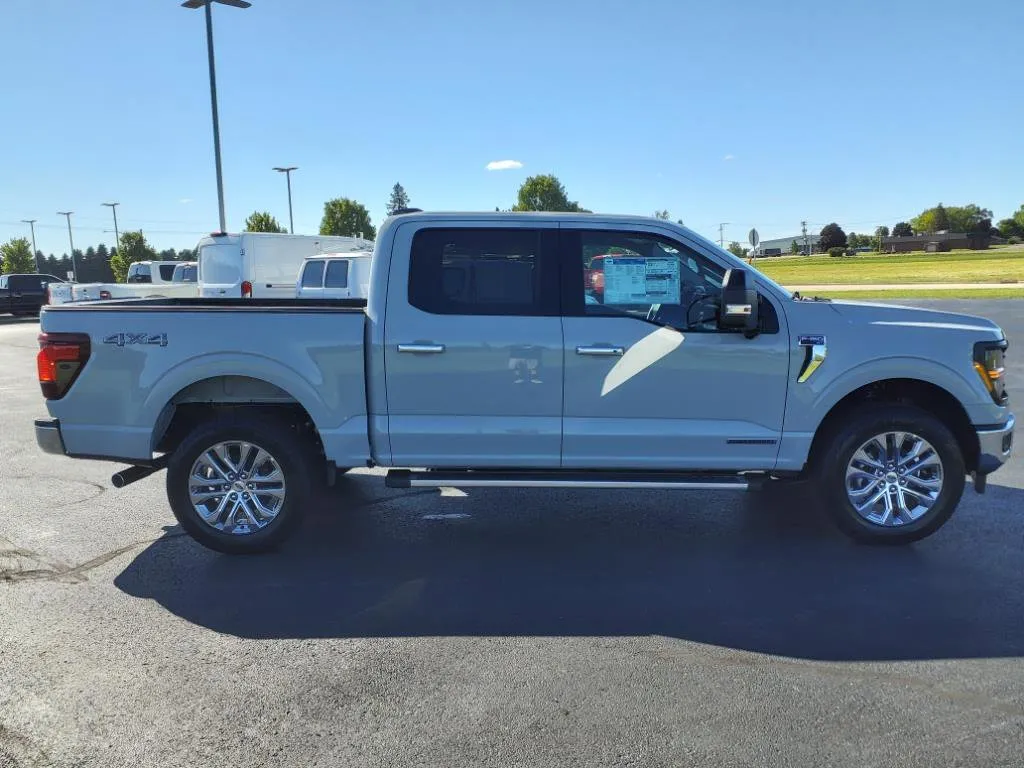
797, 335, 827, 382
103, 332, 168, 347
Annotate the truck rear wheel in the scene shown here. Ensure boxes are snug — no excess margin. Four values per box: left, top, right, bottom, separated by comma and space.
817, 404, 965, 544
166, 415, 314, 554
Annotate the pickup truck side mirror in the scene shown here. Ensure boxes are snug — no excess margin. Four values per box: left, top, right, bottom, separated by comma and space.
717, 268, 759, 335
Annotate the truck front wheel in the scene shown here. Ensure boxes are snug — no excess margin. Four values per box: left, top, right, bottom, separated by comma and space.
817, 405, 965, 544
166, 415, 313, 554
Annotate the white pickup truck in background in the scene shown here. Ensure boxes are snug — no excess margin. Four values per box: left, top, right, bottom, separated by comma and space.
47, 260, 199, 305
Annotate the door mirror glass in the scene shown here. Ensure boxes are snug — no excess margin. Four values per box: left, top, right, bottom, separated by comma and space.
717, 269, 759, 333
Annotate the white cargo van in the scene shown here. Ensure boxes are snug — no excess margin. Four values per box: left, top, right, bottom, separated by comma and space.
196, 232, 374, 299
295, 252, 373, 300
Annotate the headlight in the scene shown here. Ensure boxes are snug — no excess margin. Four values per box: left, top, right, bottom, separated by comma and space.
973, 340, 1008, 405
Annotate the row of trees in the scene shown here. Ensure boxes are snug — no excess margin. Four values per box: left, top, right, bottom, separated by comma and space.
0, 231, 194, 282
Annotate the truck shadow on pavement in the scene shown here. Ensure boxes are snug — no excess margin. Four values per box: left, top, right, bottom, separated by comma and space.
115, 475, 1024, 662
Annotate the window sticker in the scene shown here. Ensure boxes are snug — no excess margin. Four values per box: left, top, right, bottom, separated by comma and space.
602, 257, 680, 305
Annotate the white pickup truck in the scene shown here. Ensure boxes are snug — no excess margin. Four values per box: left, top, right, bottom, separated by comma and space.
34, 211, 1015, 554
48, 261, 198, 305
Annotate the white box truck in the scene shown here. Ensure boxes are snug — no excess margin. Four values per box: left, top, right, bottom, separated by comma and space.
196, 232, 374, 299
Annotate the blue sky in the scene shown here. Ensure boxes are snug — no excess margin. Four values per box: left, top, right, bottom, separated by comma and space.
2, 0, 1022, 257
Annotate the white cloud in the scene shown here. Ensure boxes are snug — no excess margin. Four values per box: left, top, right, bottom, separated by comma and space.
179, 198, 193, 204
723, 154, 735, 161
486, 159, 523, 171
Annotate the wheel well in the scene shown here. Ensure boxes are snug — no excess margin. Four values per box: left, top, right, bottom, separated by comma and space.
808, 378, 980, 472
153, 376, 323, 457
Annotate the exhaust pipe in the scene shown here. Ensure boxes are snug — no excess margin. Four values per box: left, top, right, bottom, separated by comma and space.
111, 457, 167, 488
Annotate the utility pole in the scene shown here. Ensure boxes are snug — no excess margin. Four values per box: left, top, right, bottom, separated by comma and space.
102, 202, 121, 257
801, 220, 809, 255
57, 212, 79, 281
182, 0, 252, 233
21, 219, 39, 272
718, 222, 730, 248
273, 166, 298, 233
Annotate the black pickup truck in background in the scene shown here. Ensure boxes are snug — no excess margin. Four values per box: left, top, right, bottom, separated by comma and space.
0, 273, 65, 316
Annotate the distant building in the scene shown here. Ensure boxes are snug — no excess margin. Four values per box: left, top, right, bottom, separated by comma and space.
755, 234, 821, 256
880, 232, 989, 253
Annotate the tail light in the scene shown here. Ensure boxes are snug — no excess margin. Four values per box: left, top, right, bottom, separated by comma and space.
973, 340, 1008, 405
38, 333, 91, 400
241, 280, 253, 298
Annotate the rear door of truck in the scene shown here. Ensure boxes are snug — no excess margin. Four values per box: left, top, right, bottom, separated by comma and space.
382, 221, 563, 467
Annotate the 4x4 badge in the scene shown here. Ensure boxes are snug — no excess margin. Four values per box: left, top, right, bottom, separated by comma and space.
103, 333, 168, 347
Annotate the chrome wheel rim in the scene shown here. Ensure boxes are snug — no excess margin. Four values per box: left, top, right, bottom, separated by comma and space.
188, 441, 286, 536
845, 431, 944, 527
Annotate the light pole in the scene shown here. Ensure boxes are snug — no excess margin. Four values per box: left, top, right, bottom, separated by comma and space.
182, 0, 252, 234
57, 212, 79, 281
102, 202, 121, 256
273, 166, 298, 233
21, 219, 39, 272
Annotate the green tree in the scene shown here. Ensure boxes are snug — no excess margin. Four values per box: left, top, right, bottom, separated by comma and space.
244, 211, 287, 233
790, 240, 800, 255
873, 225, 890, 251
512, 174, 585, 212
997, 217, 1024, 239
0, 237, 36, 273
653, 209, 670, 220
892, 221, 913, 237
109, 230, 157, 282
726, 241, 749, 258
319, 198, 376, 239
818, 222, 847, 251
912, 203, 951, 233
847, 232, 861, 248
387, 182, 411, 215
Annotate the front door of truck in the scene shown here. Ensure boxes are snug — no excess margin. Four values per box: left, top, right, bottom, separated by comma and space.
383, 222, 563, 467
559, 225, 791, 471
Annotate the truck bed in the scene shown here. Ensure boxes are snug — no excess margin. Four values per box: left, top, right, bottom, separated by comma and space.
39, 298, 371, 467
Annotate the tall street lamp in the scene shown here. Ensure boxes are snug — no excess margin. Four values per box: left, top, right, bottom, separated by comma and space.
57, 212, 79, 282
102, 202, 121, 256
182, 0, 251, 234
21, 219, 39, 272
273, 166, 298, 233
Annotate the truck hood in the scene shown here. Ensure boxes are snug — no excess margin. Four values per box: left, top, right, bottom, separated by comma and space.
816, 298, 1004, 338
786, 296, 1003, 339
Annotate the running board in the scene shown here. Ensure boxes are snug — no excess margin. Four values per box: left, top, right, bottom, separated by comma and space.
385, 469, 758, 491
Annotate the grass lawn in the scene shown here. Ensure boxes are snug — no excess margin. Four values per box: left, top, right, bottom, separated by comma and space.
804, 287, 1024, 300
753, 246, 1024, 286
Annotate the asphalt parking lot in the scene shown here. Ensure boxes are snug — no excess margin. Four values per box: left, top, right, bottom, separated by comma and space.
1, 300, 1022, 767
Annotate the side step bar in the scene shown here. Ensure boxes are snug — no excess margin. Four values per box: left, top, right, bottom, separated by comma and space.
386, 469, 759, 491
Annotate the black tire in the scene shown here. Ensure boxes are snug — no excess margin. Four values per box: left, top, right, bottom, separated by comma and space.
166, 414, 315, 554
816, 404, 965, 544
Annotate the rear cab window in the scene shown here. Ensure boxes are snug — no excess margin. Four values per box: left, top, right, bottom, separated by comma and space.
408, 228, 559, 316
158, 264, 176, 281
127, 263, 152, 283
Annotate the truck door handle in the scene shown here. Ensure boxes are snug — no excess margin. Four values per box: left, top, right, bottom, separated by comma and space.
398, 343, 446, 354
576, 345, 625, 356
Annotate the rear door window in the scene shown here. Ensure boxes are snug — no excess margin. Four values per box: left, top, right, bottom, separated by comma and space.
408, 228, 558, 316
324, 260, 349, 288
9, 275, 45, 292
301, 260, 325, 288
199, 243, 241, 285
